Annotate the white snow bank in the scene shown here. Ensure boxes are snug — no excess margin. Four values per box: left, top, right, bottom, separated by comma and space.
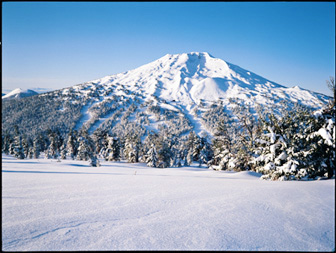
2, 154, 335, 251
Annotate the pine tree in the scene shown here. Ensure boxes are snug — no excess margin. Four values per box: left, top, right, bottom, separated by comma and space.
124, 134, 140, 163
32, 136, 41, 159
12, 126, 25, 159
76, 136, 90, 161
47, 130, 60, 159
146, 144, 158, 167
208, 117, 234, 170
92, 128, 108, 155
253, 104, 335, 180
2, 131, 12, 155
60, 142, 67, 159
186, 148, 193, 166
66, 129, 78, 160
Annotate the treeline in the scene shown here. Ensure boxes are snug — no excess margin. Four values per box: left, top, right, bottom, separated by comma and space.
2, 102, 335, 180
2, 125, 212, 169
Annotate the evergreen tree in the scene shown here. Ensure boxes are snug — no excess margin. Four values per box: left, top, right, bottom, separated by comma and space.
253, 104, 335, 180
47, 129, 60, 159
124, 134, 140, 163
22, 136, 33, 159
32, 136, 41, 159
146, 144, 158, 167
186, 148, 193, 166
2, 131, 13, 155
60, 142, 67, 159
66, 129, 78, 160
92, 128, 108, 155
76, 136, 90, 161
104, 136, 121, 161
208, 118, 235, 170
12, 126, 25, 160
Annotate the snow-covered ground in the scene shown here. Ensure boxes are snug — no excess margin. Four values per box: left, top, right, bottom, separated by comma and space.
2, 154, 335, 251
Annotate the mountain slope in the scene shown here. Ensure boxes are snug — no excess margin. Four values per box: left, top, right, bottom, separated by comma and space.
2, 52, 331, 139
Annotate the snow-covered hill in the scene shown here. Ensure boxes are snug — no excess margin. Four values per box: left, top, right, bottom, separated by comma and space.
2, 88, 38, 100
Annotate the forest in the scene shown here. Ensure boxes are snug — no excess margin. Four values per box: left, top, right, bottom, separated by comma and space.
2, 86, 335, 181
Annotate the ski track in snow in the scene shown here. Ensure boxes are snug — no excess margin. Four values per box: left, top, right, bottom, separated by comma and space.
2, 154, 335, 251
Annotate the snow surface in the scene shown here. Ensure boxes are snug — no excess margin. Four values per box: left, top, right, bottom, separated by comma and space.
2, 154, 335, 251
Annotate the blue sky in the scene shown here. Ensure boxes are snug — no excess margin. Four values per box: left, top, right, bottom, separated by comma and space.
2, 2, 335, 96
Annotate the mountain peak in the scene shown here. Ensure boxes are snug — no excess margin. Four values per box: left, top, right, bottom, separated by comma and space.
2, 88, 38, 100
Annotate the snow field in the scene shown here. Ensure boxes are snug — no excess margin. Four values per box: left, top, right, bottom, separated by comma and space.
2, 154, 335, 251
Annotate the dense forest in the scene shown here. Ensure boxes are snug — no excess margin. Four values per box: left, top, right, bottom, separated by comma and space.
2, 82, 335, 180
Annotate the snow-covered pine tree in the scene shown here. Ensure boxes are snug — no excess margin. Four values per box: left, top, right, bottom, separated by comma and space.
24, 137, 33, 159
303, 107, 335, 179
253, 104, 335, 180
76, 136, 90, 161
208, 117, 234, 170
192, 136, 202, 163
2, 131, 12, 155
169, 138, 183, 167
22, 136, 29, 158
13, 136, 25, 159
146, 144, 158, 167
12, 126, 25, 160
151, 132, 174, 168
60, 142, 67, 159
66, 129, 78, 160
198, 137, 211, 167
232, 103, 262, 171
253, 120, 290, 180
27, 138, 34, 159
186, 148, 193, 166
104, 136, 121, 161
124, 134, 140, 163
46, 130, 60, 159
186, 131, 197, 163
91, 128, 108, 155
32, 136, 41, 159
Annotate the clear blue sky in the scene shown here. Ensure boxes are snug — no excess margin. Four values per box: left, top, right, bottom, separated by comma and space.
2, 2, 335, 96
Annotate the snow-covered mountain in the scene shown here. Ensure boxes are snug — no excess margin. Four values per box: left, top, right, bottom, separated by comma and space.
2, 52, 331, 138
2, 88, 38, 100
81, 52, 328, 108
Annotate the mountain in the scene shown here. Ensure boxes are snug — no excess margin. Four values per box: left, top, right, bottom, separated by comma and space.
2, 88, 38, 100
82, 52, 328, 109
2, 52, 331, 139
